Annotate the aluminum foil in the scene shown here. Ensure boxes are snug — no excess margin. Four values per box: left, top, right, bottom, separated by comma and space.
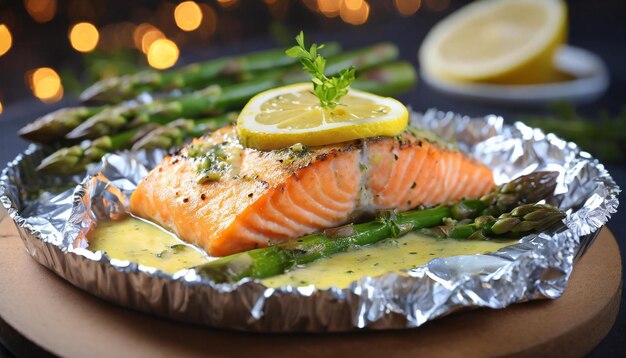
0, 109, 619, 332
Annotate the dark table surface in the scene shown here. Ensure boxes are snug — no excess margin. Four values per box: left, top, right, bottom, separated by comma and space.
0, 1, 625, 355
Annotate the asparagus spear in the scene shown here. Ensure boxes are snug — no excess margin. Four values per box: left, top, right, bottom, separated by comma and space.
20, 43, 403, 143
37, 116, 231, 174
196, 172, 561, 283
18, 106, 103, 144
36, 129, 142, 174
66, 50, 409, 141
461, 170, 559, 217
67, 79, 275, 140
421, 204, 566, 240
131, 114, 236, 150
80, 42, 342, 104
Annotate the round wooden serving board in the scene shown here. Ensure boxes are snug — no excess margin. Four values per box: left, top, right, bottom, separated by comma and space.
0, 214, 621, 357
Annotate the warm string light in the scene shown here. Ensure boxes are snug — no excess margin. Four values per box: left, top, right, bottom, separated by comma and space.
394, 0, 421, 16
69, 22, 100, 53
24, 0, 57, 23
27, 67, 63, 103
317, 0, 340, 17
147, 39, 179, 70
142, 29, 166, 54
0, 100, 3, 114
174, 1, 203, 31
133, 24, 167, 54
343, 0, 363, 11
315, 0, 370, 24
133, 23, 154, 50
0, 25, 12, 57
307, 0, 425, 22
340, 0, 370, 25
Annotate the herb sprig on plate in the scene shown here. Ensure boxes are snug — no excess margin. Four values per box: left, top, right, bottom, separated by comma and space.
286, 31, 355, 109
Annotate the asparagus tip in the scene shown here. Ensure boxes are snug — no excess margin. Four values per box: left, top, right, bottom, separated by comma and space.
36, 146, 83, 174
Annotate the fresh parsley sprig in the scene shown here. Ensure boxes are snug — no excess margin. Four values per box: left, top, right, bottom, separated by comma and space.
285, 31, 355, 109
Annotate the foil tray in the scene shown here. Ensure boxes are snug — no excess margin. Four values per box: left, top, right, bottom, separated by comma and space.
0, 109, 619, 332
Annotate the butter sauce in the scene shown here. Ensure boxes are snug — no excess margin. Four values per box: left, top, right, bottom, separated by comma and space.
88, 218, 513, 286
261, 233, 512, 289
88, 216, 212, 274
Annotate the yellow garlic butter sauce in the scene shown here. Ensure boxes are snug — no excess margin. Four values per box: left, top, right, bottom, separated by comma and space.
261, 233, 513, 289
88, 216, 212, 274
88, 217, 513, 286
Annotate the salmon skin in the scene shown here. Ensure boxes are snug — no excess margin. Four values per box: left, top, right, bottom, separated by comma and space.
130, 126, 495, 256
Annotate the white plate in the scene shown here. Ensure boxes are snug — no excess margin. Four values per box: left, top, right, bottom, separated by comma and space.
420, 46, 609, 105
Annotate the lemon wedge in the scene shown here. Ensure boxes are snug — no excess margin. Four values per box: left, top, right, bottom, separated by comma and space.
236, 83, 408, 150
419, 0, 567, 84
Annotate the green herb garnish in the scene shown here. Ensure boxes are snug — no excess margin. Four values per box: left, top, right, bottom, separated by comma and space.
285, 31, 355, 109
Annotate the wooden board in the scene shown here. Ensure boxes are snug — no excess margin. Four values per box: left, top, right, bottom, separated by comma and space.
0, 214, 621, 357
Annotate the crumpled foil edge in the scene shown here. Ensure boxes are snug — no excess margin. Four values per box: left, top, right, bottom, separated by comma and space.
0, 109, 620, 332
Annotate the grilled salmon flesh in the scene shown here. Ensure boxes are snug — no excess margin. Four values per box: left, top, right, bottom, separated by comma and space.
130, 126, 495, 256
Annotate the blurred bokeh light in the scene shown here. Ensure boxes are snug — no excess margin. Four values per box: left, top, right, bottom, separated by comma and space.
0, 25, 12, 57
394, 0, 422, 16
340, 0, 370, 25
0, 0, 440, 106
27, 67, 63, 103
175, 1, 203, 32
69, 22, 100, 53
24, 0, 57, 23
318, 0, 340, 17
139, 25, 166, 54
147, 38, 179, 69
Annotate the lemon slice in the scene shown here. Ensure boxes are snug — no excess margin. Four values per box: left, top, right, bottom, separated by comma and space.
237, 83, 408, 150
419, 0, 567, 84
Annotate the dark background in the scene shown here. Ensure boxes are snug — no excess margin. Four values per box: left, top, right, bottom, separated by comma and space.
0, 0, 625, 356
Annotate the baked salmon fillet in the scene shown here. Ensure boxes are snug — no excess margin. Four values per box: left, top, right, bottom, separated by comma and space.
130, 126, 495, 256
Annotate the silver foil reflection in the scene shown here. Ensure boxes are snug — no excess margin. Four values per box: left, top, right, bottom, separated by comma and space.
0, 109, 619, 332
